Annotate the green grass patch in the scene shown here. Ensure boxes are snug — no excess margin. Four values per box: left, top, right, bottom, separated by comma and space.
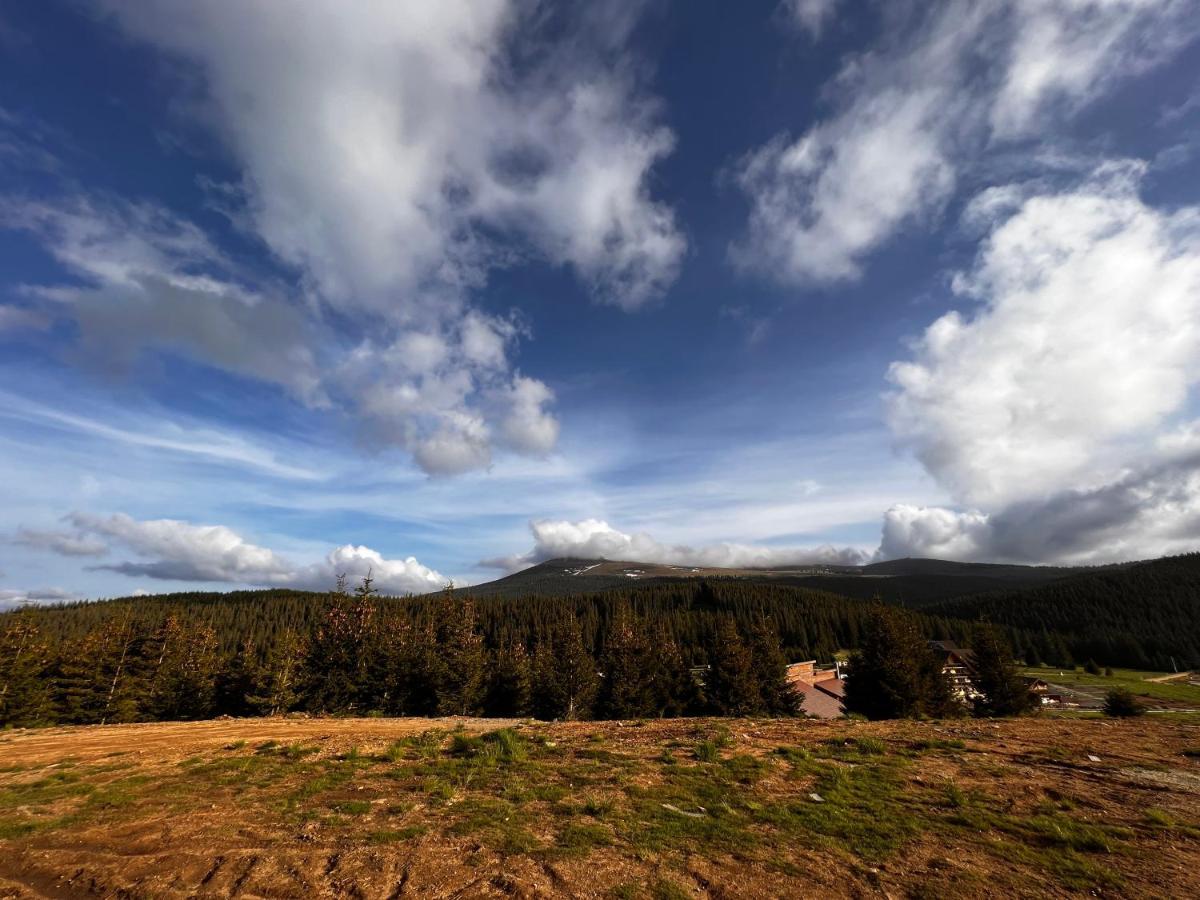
554, 822, 613, 855
330, 800, 371, 815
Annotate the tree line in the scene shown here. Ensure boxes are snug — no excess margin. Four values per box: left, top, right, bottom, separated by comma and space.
0, 578, 803, 728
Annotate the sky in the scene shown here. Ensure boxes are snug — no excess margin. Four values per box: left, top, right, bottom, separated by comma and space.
2, 0, 1200, 605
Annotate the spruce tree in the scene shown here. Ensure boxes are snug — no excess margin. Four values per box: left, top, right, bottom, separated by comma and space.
246, 629, 303, 716
704, 617, 762, 716
530, 616, 597, 720
970, 624, 1035, 717
484, 641, 532, 717
746, 617, 801, 716
596, 604, 656, 719
432, 594, 486, 716
0, 619, 52, 726
844, 606, 957, 720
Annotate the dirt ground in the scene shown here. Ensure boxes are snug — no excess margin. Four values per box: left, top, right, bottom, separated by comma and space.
1, 715, 1198, 899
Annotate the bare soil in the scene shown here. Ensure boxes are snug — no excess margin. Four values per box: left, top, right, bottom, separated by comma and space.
0, 715, 1198, 899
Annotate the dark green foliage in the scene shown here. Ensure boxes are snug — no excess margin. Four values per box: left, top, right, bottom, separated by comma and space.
1084, 659, 1102, 676
843, 606, 959, 720
924, 554, 1200, 670
704, 616, 762, 716
484, 641, 532, 717
596, 604, 660, 719
1102, 688, 1146, 718
2, 564, 1173, 726
971, 625, 1035, 718
746, 616, 802, 716
530, 616, 597, 720
0, 618, 52, 726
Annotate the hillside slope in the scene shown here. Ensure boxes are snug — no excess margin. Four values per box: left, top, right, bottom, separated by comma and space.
924, 553, 1200, 669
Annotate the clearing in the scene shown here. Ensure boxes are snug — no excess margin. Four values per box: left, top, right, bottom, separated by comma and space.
0, 716, 1198, 898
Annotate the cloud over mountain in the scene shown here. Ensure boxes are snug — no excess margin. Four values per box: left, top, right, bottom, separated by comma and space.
483, 518, 870, 571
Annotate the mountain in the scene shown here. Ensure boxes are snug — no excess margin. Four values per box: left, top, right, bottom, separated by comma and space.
452, 555, 1089, 603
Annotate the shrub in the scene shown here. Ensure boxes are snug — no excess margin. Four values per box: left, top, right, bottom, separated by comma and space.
1102, 688, 1145, 718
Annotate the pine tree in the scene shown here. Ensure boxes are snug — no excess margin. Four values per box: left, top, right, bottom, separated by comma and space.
844, 606, 957, 720
302, 578, 376, 712
0, 618, 52, 726
484, 641, 532, 717
596, 604, 657, 719
746, 617, 801, 716
432, 594, 486, 716
248, 628, 303, 716
970, 624, 1035, 717
704, 617, 762, 716
531, 616, 597, 720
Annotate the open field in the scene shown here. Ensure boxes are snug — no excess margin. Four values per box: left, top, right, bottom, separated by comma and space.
0, 717, 1198, 899
1021, 666, 1200, 708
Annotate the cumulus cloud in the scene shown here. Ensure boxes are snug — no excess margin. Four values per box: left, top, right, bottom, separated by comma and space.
98, 0, 683, 313
483, 518, 869, 571
3, 2, 686, 475
732, 0, 1197, 284
882, 163, 1200, 564
21, 512, 446, 595
881, 442, 1200, 565
887, 163, 1200, 508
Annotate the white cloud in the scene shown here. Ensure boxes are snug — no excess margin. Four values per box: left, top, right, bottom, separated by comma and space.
0, 587, 81, 611
879, 442, 1200, 565
0, 389, 320, 481
99, 1, 682, 313
882, 163, 1200, 565
732, 0, 1197, 284
878, 505, 991, 562
990, 0, 1198, 139
483, 517, 869, 571
21, 512, 447, 595
887, 163, 1200, 508
4, 2, 687, 476
14, 527, 108, 557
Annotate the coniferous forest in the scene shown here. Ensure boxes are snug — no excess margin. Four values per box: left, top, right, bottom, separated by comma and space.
2, 553, 1198, 728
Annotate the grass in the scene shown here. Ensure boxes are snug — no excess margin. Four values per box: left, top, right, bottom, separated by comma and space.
1020, 666, 1200, 705
0, 721, 1176, 895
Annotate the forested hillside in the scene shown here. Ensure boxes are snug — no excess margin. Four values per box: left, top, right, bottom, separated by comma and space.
924, 553, 1200, 670
4, 553, 1198, 728
0, 580, 991, 728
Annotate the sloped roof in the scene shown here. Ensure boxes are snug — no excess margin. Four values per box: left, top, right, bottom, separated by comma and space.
793, 679, 845, 719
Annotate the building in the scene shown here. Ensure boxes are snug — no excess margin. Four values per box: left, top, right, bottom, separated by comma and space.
927, 640, 984, 702
1023, 677, 1064, 707
786, 660, 845, 718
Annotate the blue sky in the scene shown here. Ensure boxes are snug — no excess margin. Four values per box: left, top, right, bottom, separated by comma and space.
3, 0, 1200, 604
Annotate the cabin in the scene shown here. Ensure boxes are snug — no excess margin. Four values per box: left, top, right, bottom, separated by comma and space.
1023, 677, 1064, 706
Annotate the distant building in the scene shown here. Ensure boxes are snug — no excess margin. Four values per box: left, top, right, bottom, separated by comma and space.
1023, 677, 1064, 706
786, 660, 845, 718
927, 640, 984, 702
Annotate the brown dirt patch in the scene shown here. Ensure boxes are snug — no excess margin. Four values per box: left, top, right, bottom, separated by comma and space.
0, 716, 1197, 898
